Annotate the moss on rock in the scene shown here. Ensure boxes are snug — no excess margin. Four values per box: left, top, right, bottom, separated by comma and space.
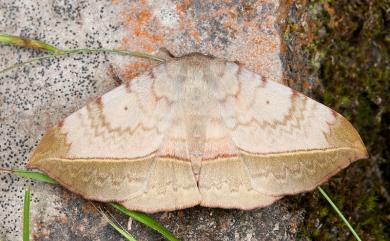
284, 0, 390, 240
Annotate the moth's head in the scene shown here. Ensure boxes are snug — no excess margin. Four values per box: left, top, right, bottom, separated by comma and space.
170, 52, 218, 66
155, 49, 234, 83
157, 48, 215, 61
157, 48, 220, 66
158, 52, 239, 100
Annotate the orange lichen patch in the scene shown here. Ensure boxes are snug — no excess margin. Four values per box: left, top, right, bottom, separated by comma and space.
134, 25, 142, 36
117, 1, 166, 54
141, 42, 154, 52
122, 62, 153, 80
249, 35, 276, 52
212, 7, 242, 36
120, 36, 130, 47
224, 20, 240, 32
126, 16, 132, 25
181, 17, 196, 33
190, 29, 202, 42
251, 36, 265, 45
270, 43, 277, 51
114, 1, 174, 89
115, 0, 283, 85
138, 10, 152, 24
134, 27, 163, 43
176, 0, 191, 13
303, 81, 311, 90
143, 32, 163, 43
176, 1, 194, 30
212, 8, 237, 18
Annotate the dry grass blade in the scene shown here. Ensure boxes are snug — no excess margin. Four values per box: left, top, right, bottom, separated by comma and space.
91, 203, 137, 241
0, 34, 64, 53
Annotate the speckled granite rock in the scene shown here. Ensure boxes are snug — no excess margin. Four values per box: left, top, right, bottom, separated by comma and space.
0, 0, 305, 240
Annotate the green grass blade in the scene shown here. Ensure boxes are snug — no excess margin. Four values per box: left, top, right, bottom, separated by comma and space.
64, 48, 164, 62
0, 34, 164, 75
111, 203, 180, 241
0, 54, 59, 75
23, 186, 31, 241
0, 34, 64, 53
13, 169, 58, 184
0, 49, 163, 75
318, 186, 362, 241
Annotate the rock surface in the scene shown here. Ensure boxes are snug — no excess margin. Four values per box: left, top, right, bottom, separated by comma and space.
0, 0, 306, 240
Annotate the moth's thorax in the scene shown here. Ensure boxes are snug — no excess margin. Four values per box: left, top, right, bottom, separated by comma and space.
169, 55, 228, 177
180, 66, 213, 177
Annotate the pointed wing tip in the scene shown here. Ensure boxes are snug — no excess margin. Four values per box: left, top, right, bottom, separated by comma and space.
27, 125, 70, 167
330, 113, 369, 161
349, 136, 369, 162
355, 144, 369, 161
26, 151, 46, 170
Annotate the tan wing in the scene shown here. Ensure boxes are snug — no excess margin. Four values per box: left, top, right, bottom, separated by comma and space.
216, 63, 368, 196
27, 65, 201, 211
120, 158, 200, 212
194, 81, 281, 208
198, 156, 281, 209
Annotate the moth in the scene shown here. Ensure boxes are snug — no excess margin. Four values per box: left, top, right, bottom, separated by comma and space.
27, 53, 368, 213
